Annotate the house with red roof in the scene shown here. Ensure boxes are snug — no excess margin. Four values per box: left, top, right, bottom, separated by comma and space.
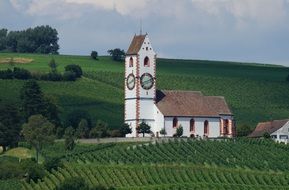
249, 119, 289, 143
124, 33, 235, 138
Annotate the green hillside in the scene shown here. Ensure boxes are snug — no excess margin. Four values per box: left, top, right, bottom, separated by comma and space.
21, 139, 289, 189
0, 53, 289, 129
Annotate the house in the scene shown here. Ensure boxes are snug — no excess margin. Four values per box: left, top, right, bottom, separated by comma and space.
124, 33, 235, 138
248, 119, 289, 143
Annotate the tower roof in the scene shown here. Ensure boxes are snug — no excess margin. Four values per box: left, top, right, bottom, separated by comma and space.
126, 34, 146, 55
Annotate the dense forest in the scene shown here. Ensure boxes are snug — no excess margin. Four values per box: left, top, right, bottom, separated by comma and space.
0, 25, 59, 54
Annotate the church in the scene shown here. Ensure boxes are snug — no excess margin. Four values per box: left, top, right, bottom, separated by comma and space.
124, 34, 235, 138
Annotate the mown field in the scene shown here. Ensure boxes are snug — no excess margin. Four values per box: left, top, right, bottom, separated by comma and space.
17, 139, 289, 189
0, 53, 289, 129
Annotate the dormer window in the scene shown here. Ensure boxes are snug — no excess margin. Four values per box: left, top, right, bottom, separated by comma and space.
129, 57, 133, 67
144, 56, 150, 67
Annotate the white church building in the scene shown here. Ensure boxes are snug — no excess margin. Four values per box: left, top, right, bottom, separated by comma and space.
124, 34, 235, 138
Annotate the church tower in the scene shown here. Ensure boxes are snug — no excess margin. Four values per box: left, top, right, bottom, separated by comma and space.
124, 34, 156, 137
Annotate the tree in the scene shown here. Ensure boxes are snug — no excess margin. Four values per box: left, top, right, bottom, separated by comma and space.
4, 25, 59, 54
138, 122, 151, 137
43, 95, 61, 128
22, 115, 55, 162
20, 80, 60, 126
89, 120, 109, 138
65, 110, 92, 129
176, 125, 183, 137
65, 64, 82, 78
160, 128, 167, 137
64, 127, 76, 151
48, 58, 57, 73
0, 29, 8, 51
237, 124, 252, 137
91, 51, 98, 60
20, 80, 46, 119
286, 74, 289, 82
263, 132, 271, 139
76, 119, 89, 138
0, 103, 21, 152
107, 48, 125, 61
119, 123, 132, 137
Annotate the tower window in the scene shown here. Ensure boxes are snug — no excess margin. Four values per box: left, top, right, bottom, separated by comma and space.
144, 56, 150, 67
173, 117, 178, 128
129, 57, 133, 67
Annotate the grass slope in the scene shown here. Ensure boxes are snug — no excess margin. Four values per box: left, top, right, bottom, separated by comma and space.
0, 53, 289, 128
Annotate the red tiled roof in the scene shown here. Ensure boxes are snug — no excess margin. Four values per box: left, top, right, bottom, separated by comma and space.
248, 119, 289, 138
156, 90, 232, 117
126, 34, 146, 55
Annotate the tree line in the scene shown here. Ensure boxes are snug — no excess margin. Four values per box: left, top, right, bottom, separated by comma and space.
0, 25, 59, 54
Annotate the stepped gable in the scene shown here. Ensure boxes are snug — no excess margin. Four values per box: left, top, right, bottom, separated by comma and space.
126, 34, 146, 55
248, 119, 289, 138
155, 90, 232, 117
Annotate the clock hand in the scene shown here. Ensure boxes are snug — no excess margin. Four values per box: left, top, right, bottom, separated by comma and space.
143, 79, 152, 84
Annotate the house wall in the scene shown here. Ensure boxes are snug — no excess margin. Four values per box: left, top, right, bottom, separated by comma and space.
152, 105, 164, 137
164, 117, 221, 138
271, 121, 289, 144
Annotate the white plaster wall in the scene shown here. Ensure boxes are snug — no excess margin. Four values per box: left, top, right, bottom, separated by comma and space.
153, 105, 164, 136
271, 121, 289, 144
164, 117, 221, 138
125, 99, 136, 120
139, 100, 155, 120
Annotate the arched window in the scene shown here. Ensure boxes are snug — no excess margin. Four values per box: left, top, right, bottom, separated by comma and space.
204, 120, 209, 135
173, 117, 178, 128
190, 119, 195, 132
129, 57, 133, 67
224, 119, 229, 135
144, 56, 150, 67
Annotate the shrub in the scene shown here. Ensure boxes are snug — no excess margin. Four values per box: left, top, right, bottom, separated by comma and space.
89, 120, 109, 138
237, 124, 252, 137
47, 72, 63, 81
21, 158, 45, 183
286, 74, 289, 82
65, 64, 82, 78
64, 127, 76, 151
43, 157, 63, 172
63, 71, 77, 81
0, 69, 13, 79
0, 156, 23, 180
13, 67, 32, 79
65, 110, 92, 129
90, 51, 98, 60
109, 129, 122, 137
176, 125, 183, 137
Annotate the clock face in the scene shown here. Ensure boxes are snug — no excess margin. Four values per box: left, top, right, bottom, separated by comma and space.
140, 73, 154, 90
126, 73, 135, 90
